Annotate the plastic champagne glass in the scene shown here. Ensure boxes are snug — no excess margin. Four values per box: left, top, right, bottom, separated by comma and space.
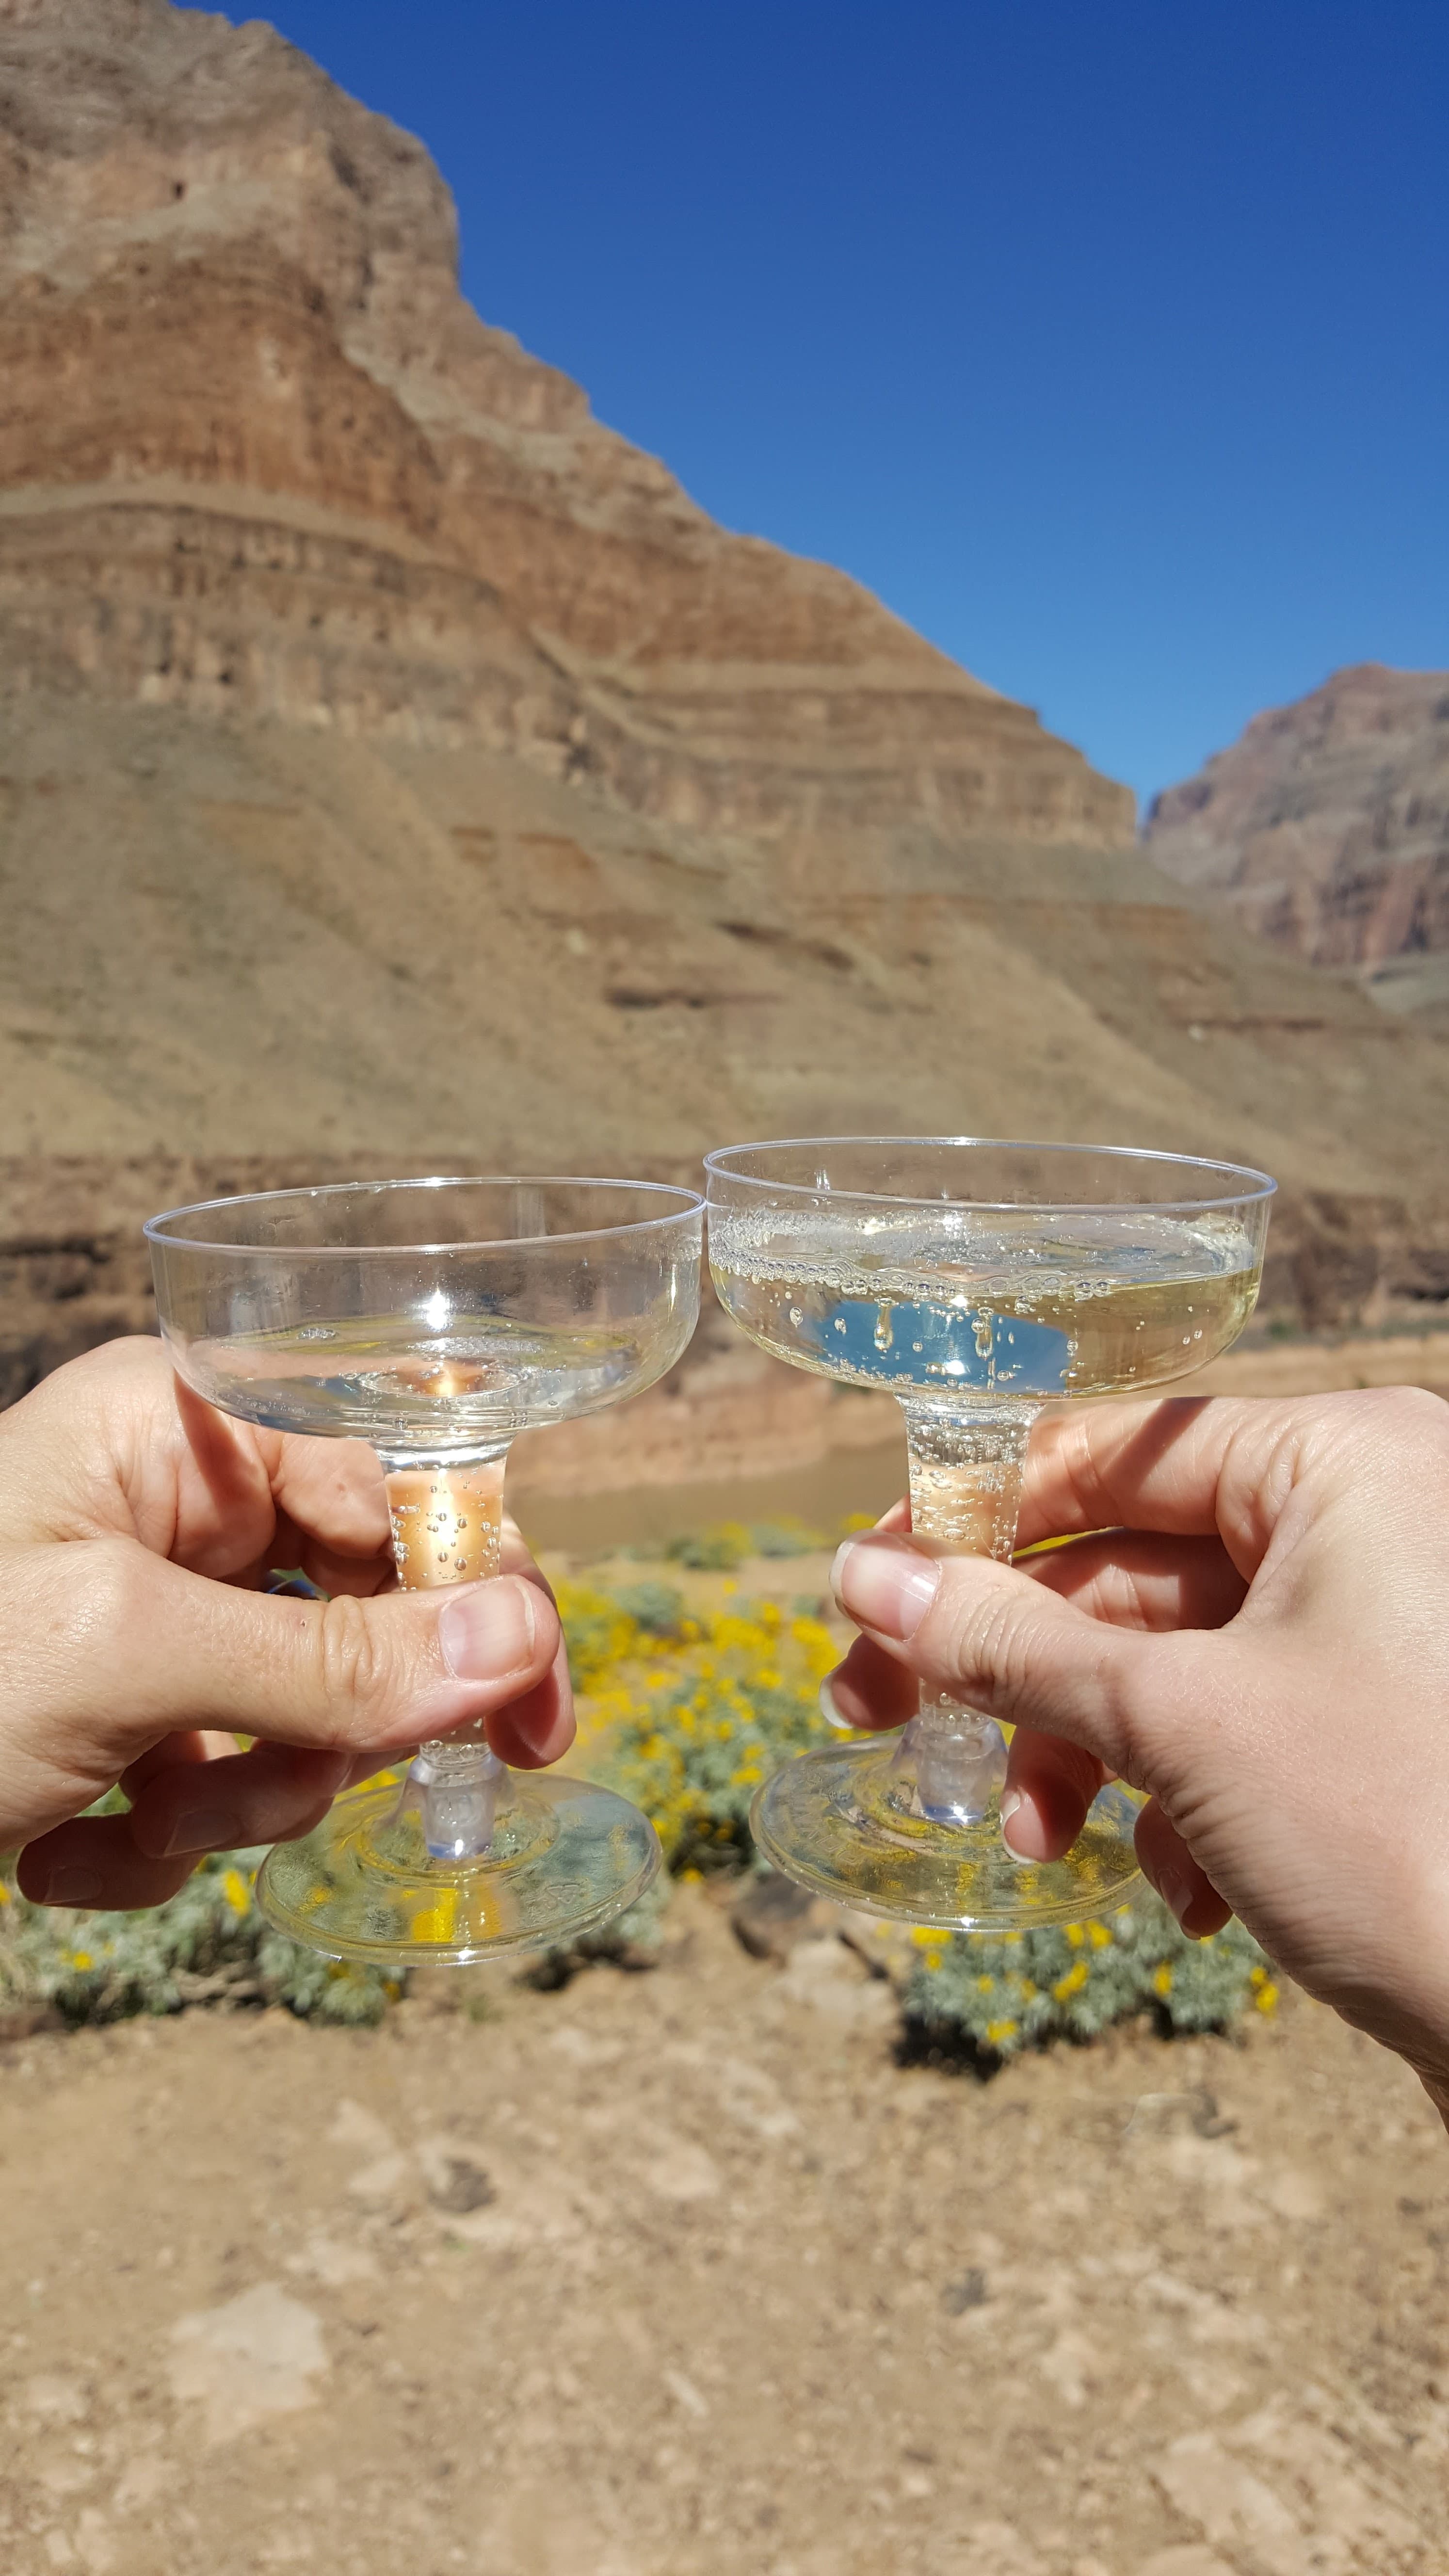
146, 1176, 703, 1964
705, 1139, 1274, 1928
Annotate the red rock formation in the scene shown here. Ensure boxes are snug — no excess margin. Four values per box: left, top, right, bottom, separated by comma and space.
0, 0, 1131, 854
3, 0, 1449, 1346
1143, 664, 1449, 974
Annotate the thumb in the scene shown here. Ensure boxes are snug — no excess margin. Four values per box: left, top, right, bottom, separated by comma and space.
14, 1536, 562, 1782
830, 1530, 1170, 1782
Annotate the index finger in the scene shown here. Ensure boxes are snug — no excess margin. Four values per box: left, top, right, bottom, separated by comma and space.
1015, 1394, 1303, 1563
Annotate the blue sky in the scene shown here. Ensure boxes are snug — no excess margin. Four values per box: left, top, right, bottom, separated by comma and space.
203, 3, 1448, 806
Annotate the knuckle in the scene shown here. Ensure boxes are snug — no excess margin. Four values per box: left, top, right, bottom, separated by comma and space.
69, 1537, 150, 1655
315, 1592, 387, 1717
932, 1575, 1029, 1711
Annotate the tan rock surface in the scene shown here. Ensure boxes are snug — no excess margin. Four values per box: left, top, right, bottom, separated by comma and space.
2, 0, 1448, 1200
1144, 664, 1449, 1009
0, 0, 1127, 856
4, 1, 1449, 1463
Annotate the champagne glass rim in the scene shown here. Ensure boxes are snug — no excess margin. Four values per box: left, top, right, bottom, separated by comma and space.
145, 1173, 705, 1257
703, 1135, 1277, 1216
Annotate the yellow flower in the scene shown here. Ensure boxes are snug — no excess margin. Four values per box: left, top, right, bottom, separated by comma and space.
68, 1950, 94, 1972
221, 1868, 251, 1916
1088, 1920, 1113, 1949
1254, 1979, 1279, 2014
985, 2018, 1018, 2046
1052, 1960, 1089, 2002
411, 1889, 458, 1944
1152, 1962, 1174, 1998
911, 1927, 951, 1948
1064, 1922, 1085, 1949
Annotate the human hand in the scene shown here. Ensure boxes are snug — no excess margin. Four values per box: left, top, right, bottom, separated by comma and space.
0, 1338, 573, 1909
823, 1390, 1449, 2113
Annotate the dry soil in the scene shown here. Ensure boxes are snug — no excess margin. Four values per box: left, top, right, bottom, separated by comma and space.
0, 1885, 1445, 2576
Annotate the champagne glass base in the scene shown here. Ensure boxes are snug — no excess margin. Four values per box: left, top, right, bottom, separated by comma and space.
257, 1770, 661, 1966
751, 1739, 1144, 1929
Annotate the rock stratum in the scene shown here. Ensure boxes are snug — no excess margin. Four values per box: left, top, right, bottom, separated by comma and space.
2, 0, 1449, 1421
1144, 664, 1449, 1018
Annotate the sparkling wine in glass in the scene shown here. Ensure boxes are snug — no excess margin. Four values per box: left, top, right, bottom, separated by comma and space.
705, 1138, 1274, 1928
146, 1176, 703, 1964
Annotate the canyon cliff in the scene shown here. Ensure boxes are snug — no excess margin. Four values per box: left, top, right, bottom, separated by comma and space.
2, 0, 1449, 1419
1144, 664, 1449, 1018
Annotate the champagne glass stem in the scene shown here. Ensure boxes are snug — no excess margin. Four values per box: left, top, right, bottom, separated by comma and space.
894, 1399, 1042, 1826
381, 1447, 512, 1859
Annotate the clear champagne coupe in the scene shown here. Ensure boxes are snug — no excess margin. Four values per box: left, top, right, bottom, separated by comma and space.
705, 1138, 1274, 1928
145, 1175, 703, 1965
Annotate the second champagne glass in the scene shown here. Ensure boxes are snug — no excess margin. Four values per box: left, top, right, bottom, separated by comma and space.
705, 1137, 1274, 1928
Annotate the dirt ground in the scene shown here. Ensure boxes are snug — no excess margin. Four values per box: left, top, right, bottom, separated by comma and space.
0, 1883, 1445, 2576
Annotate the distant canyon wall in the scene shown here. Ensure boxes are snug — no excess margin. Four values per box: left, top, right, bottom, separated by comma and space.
1145, 663, 1449, 973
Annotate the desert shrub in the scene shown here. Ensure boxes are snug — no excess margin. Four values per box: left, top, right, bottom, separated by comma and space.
553, 1583, 641, 1689
659, 1517, 830, 1570
745, 1520, 826, 1559
521, 1872, 674, 1990
611, 1581, 688, 1636
662, 1522, 755, 1570
0, 1851, 397, 2028
901, 1906, 1277, 2066
561, 1579, 838, 1874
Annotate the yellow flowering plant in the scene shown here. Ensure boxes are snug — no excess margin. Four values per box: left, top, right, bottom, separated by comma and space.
0, 1541, 1283, 2054
561, 1578, 839, 1878
902, 1906, 1277, 2065
0, 1839, 394, 2028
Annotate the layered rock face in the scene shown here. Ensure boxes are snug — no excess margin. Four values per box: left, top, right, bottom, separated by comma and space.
4, 1, 1449, 1416
0, 0, 1130, 852
1144, 666, 1449, 995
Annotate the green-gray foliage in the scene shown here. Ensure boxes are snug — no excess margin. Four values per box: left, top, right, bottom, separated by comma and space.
902, 1904, 1277, 2065
661, 1518, 825, 1570
611, 1581, 688, 1636
0, 1850, 398, 2028
747, 1521, 826, 1559
662, 1524, 754, 1569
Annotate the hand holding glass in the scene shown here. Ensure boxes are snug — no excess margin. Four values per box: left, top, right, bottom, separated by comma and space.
706, 1138, 1274, 1928
146, 1176, 703, 1964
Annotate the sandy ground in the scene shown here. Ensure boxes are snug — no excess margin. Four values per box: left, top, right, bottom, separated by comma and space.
0, 1884, 1446, 2576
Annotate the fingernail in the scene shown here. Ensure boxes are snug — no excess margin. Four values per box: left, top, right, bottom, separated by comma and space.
162, 1810, 240, 1858
999, 1788, 1033, 1862
40, 1867, 101, 1907
831, 1537, 940, 1641
820, 1676, 854, 1732
438, 1578, 536, 1682
1158, 1868, 1193, 1929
